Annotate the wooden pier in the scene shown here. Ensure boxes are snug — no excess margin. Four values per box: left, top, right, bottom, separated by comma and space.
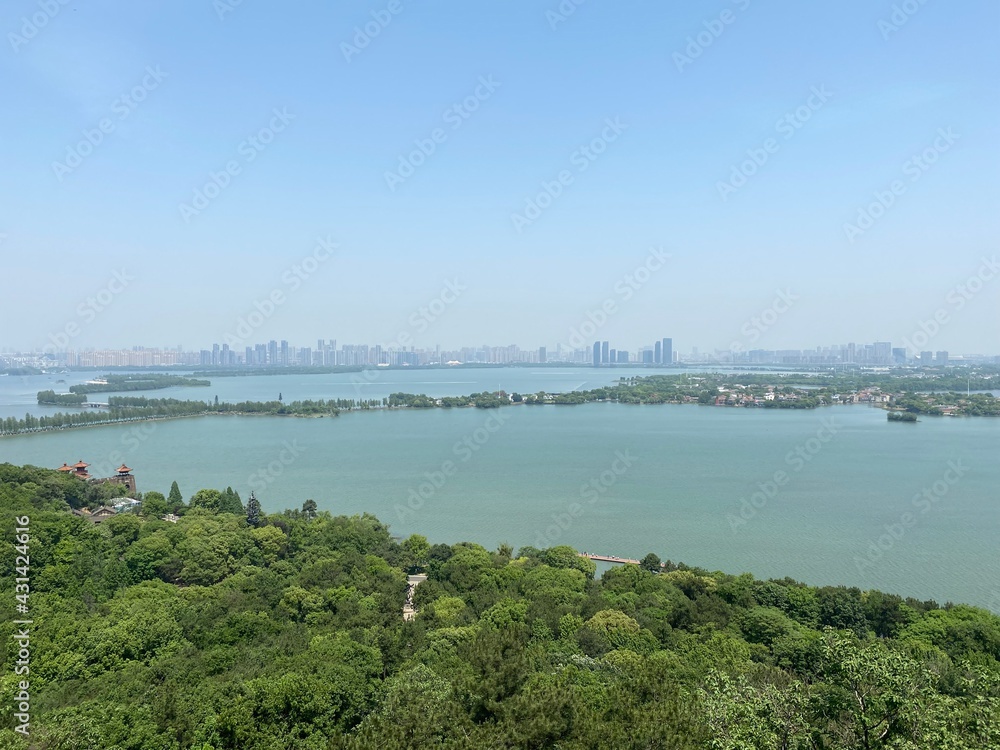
579, 552, 669, 569
579, 553, 641, 565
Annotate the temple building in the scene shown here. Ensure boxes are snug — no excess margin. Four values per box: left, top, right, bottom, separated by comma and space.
57, 459, 91, 479
55, 460, 137, 496
109, 464, 137, 495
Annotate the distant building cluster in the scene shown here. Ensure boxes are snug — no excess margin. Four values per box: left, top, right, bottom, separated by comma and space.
4, 339, 996, 370
592, 338, 673, 367
726, 342, 954, 367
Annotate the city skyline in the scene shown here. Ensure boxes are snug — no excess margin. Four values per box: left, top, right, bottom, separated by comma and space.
3, 335, 994, 370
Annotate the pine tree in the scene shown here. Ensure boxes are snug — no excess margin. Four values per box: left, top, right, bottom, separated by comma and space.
302, 498, 317, 520
220, 487, 244, 514
168, 481, 183, 508
246, 491, 262, 527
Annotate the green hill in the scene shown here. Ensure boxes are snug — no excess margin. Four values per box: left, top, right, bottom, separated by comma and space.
1, 463, 997, 748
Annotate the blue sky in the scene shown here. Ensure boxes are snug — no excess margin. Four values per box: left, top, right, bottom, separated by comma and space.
1, 0, 998, 355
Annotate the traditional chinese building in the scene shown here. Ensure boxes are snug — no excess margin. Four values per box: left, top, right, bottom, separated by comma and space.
109, 464, 137, 495
57, 459, 91, 479
56, 460, 137, 496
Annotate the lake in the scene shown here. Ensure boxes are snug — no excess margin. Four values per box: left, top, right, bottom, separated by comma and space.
1, 368, 997, 611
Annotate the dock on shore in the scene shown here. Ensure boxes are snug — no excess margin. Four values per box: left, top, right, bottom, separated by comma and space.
579, 552, 672, 569
579, 552, 642, 565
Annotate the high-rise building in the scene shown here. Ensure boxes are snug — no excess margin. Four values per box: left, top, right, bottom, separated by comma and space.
642, 348, 653, 364
617, 350, 629, 363
592, 341, 601, 367
609, 348, 617, 363
601, 341, 609, 364
920, 351, 933, 364
538, 346, 546, 364
936, 351, 948, 364
267, 340, 278, 365
662, 338, 673, 366
874, 341, 892, 365
280, 340, 289, 366
212, 343, 220, 366
892, 348, 907, 365
654, 340, 662, 364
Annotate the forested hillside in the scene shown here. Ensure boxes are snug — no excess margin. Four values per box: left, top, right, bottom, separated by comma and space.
1, 463, 998, 748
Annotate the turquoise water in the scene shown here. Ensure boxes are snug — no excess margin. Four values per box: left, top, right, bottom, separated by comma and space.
1, 379, 998, 611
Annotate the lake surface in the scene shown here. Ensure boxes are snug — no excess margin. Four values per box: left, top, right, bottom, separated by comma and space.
1, 369, 998, 611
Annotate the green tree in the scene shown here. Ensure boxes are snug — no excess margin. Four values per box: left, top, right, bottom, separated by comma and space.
141, 491, 168, 517
167, 480, 183, 508
301, 498, 318, 519
640, 552, 662, 573
246, 491, 262, 527
218, 486, 244, 515
402, 533, 430, 571
189, 489, 223, 512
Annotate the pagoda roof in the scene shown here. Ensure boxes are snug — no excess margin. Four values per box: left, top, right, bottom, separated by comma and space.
57, 463, 73, 471
116, 464, 132, 473
73, 460, 90, 468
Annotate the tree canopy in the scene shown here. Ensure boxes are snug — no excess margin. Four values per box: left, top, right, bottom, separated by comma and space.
0, 462, 997, 748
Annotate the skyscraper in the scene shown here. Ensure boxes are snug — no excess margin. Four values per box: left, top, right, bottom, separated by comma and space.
538, 346, 546, 363
593, 341, 601, 367
874, 341, 892, 365
601, 341, 609, 364
654, 340, 662, 364
662, 338, 673, 365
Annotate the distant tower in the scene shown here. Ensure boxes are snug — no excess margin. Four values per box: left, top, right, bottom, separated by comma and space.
654, 340, 662, 364
592, 341, 601, 367
601, 341, 609, 364
112, 464, 137, 496
662, 338, 673, 365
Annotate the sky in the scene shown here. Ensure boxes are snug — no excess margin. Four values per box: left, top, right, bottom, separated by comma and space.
1, 0, 998, 356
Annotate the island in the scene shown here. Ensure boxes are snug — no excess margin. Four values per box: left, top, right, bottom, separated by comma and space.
5, 370, 998, 437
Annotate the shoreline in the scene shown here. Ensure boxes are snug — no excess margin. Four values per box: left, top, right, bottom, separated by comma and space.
3, 398, 993, 440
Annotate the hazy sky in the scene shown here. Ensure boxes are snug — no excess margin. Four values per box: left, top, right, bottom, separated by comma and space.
2, 0, 998, 355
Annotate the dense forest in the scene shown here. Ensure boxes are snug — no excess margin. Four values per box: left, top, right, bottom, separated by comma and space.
1, 463, 998, 748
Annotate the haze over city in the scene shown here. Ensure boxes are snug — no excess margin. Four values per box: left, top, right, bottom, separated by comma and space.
2, 1, 998, 353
